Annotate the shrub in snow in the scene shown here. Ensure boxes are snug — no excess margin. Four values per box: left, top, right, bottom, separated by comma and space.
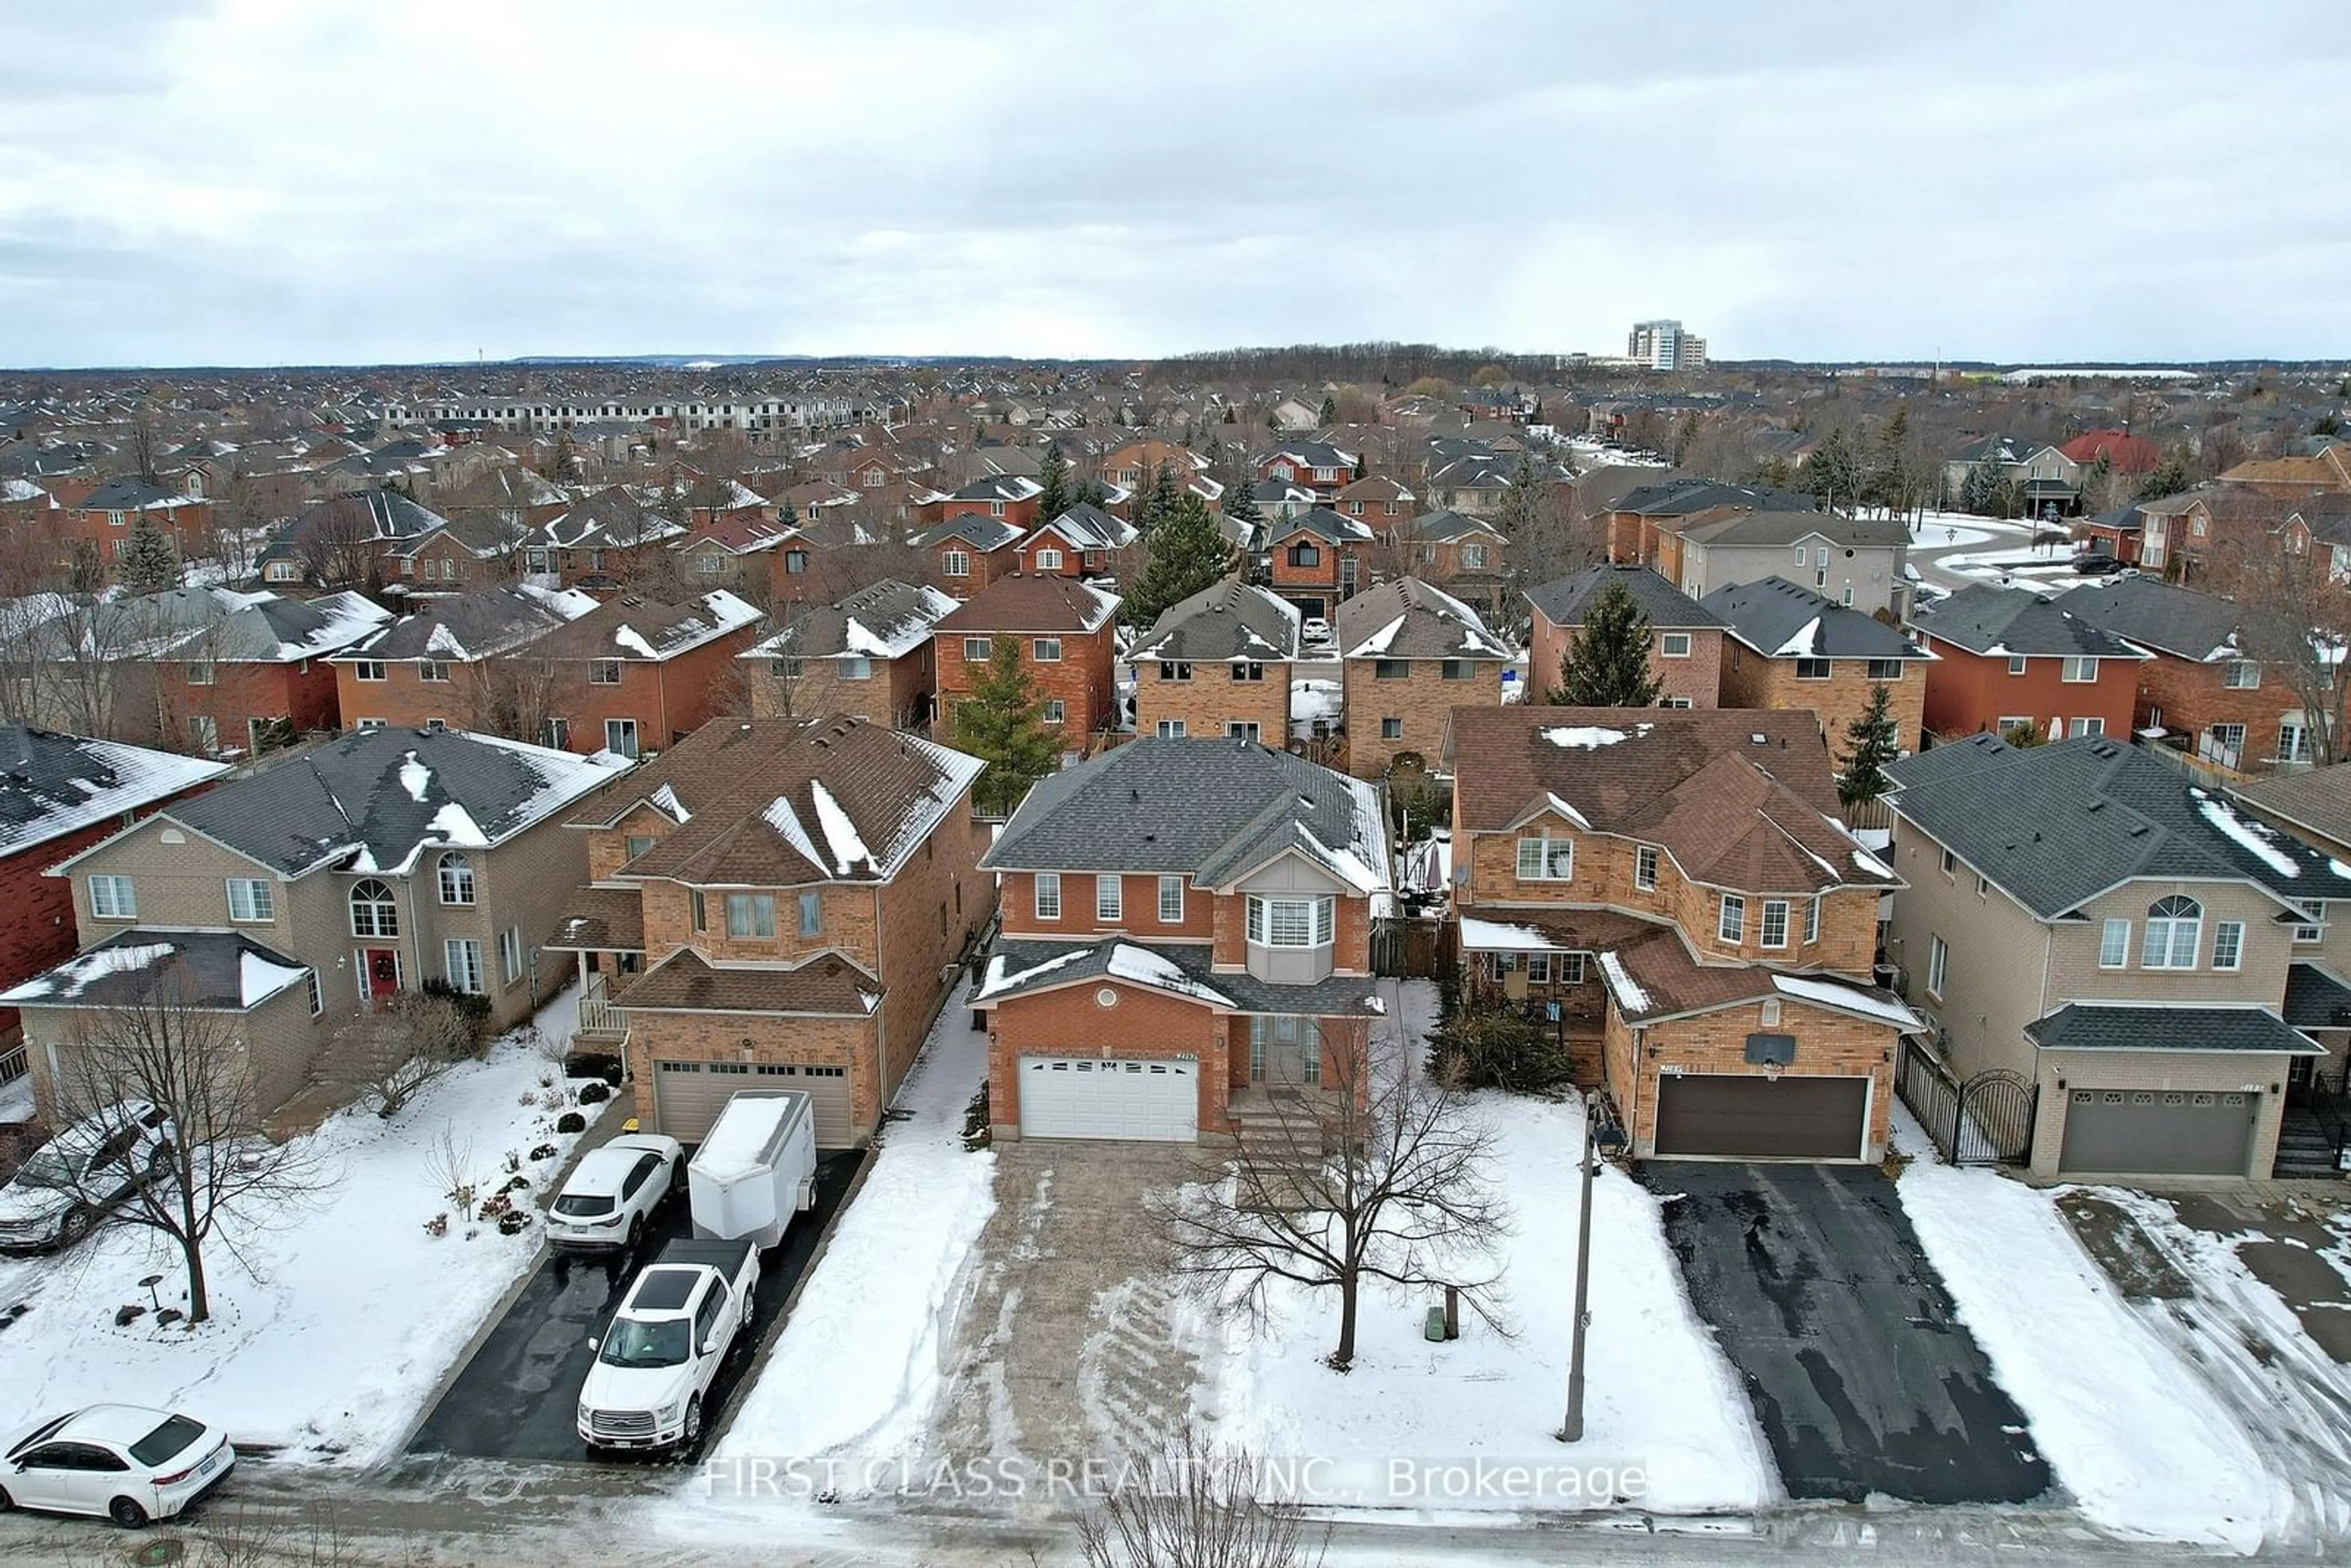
962, 1084, 992, 1150
424, 1127, 481, 1221
555, 1111, 586, 1135
478, 1192, 514, 1222
1425, 1003, 1572, 1093
528, 1141, 559, 1161
538, 1088, 568, 1111
497, 1210, 530, 1236
502, 1174, 530, 1193
576, 1081, 610, 1106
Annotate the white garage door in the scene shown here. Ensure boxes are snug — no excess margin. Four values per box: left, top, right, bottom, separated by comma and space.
1019, 1056, 1198, 1142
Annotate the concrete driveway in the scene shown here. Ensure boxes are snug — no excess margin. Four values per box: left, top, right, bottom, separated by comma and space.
1640, 1161, 2050, 1504
405, 1150, 864, 1465
929, 1141, 1199, 1472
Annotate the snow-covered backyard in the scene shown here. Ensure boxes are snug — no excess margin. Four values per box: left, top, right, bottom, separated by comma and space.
0, 980, 609, 1464
1889, 1110, 2273, 1549
1186, 981, 1774, 1515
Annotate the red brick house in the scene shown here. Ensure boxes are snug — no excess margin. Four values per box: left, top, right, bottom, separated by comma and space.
1013, 501, 1140, 580
1913, 583, 2149, 744
1702, 576, 1932, 752
1523, 565, 1725, 710
329, 583, 600, 739
1264, 506, 1377, 621
934, 575, 1123, 750
974, 738, 1390, 1142
506, 589, 766, 759
743, 578, 959, 730
912, 513, 1027, 598
60, 477, 211, 576
544, 716, 991, 1146
1395, 508, 1507, 619
1445, 707, 1912, 1161
1335, 473, 1415, 528
1333, 577, 1512, 778
1130, 578, 1300, 743
925, 475, 1044, 532
1256, 441, 1360, 503
2064, 574, 2319, 773
0, 727, 228, 1051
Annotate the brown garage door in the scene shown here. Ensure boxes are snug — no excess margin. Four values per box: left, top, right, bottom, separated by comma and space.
1654, 1073, 1870, 1160
651, 1060, 858, 1147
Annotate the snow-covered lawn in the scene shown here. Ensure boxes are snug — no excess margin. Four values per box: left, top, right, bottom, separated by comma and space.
1889, 1112, 2271, 1550
0, 982, 609, 1464
707, 980, 996, 1469
1188, 981, 1774, 1516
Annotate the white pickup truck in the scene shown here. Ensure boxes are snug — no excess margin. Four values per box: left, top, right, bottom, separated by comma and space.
576, 1237, 759, 1450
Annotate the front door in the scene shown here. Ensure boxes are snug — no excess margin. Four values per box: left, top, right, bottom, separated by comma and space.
1251, 1015, 1320, 1086
362, 948, 401, 1003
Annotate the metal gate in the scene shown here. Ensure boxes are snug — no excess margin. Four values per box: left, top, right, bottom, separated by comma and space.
1895, 1043, 2036, 1165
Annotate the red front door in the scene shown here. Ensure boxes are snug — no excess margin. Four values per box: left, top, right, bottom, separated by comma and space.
364, 949, 400, 1002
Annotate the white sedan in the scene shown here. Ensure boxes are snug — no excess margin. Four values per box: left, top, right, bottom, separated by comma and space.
547, 1133, 684, 1253
0, 1405, 234, 1528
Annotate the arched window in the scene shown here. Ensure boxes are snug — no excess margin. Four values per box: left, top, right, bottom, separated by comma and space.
350, 879, 399, 939
438, 852, 475, 906
2142, 895, 2202, 969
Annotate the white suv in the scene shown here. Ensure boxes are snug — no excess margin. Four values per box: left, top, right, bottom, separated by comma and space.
547, 1133, 683, 1253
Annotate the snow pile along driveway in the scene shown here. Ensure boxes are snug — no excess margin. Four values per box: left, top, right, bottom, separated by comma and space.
1189, 982, 1773, 1515
0, 994, 608, 1464
1895, 1150, 2273, 1549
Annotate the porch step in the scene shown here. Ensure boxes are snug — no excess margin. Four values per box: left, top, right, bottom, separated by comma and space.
2271, 1110, 2344, 1180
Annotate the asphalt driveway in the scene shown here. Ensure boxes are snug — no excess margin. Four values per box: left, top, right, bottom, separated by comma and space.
1640, 1161, 2050, 1504
405, 1149, 864, 1465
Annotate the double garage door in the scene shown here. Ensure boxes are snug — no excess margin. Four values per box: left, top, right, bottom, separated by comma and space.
651, 1059, 855, 1149
2058, 1087, 2256, 1177
1654, 1073, 1872, 1160
1019, 1056, 1198, 1142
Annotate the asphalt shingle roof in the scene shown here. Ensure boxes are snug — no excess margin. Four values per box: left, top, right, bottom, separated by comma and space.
2284, 962, 2351, 1030
934, 574, 1119, 634
1884, 734, 2351, 918
1334, 577, 1512, 662
1524, 564, 1722, 630
1910, 583, 2150, 660
1701, 576, 1929, 661
2024, 1002, 2322, 1055
1, 929, 307, 1012
2061, 576, 2257, 663
0, 726, 227, 858
743, 579, 958, 662
975, 937, 1384, 1016
1131, 579, 1300, 664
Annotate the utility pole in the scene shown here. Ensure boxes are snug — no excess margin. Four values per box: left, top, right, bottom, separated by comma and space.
1559, 1087, 1601, 1443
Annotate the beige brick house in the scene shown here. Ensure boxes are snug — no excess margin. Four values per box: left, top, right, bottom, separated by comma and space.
1884, 733, 2351, 1179
1333, 576, 1512, 778
1130, 578, 1300, 744
544, 716, 991, 1147
1444, 707, 1912, 1162
741, 577, 959, 730
1703, 575, 1932, 751
6, 727, 626, 1122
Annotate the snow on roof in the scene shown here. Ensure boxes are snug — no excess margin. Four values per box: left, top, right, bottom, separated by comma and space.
808, 779, 873, 877
1543, 791, 1592, 831
1347, 615, 1408, 658
1544, 724, 1645, 749
1, 943, 177, 1003
399, 753, 432, 803
0, 732, 227, 857
1458, 917, 1561, 951
239, 950, 309, 1007
1771, 973, 1922, 1030
2191, 791, 2301, 879
651, 782, 690, 822
429, 801, 490, 847
1853, 847, 1894, 879
762, 794, 823, 872
1103, 943, 1235, 1006
975, 946, 1092, 1000
1774, 617, 1823, 657
613, 625, 659, 659
514, 583, 600, 618
1595, 950, 1651, 1014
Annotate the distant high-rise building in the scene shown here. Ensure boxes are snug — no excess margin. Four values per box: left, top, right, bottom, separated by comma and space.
1628, 320, 1708, 372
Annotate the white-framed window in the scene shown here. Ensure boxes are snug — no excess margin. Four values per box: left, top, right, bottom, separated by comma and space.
186, 661, 215, 686
988, 500, 1005, 517
2060, 656, 2098, 683
2222, 661, 2259, 689
2213, 920, 2244, 971
2008, 655, 2028, 676
88, 874, 136, 920
942, 549, 970, 578
2282, 721, 2317, 763
1660, 632, 1693, 658
1247, 894, 1334, 947
356, 717, 386, 732
1718, 893, 1747, 943
1032, 637, 1062, 663
798, 891, 822, 937
418, 661, 452, 683
1160, 660, 1194, 682
226, 878, 274, 922
1042, 699, 1065, 725
1927, 933, 1949, 997
437, 851, 474, 905
353, 660, 387, 682
1034, 872, 1061, 921
1157, 719, 1188, 738
2099, 918, 2131, 968
1634, 844, 1659, 890
726, 893, 776, 939
770, 656, 804, 680
1760, 899, 1790, 948
501, 926, 525, 984
604, 718, 639, 758
1804, 895, 1821, 945
962, 637, 992, 661
1462, 542, 1489, 568
589, 659, 623, 685
1515, 836, 1575, 880
1159, 875, 1185, 923
445, 937, 486, 995
2066, 716, 2104, 737
350, 877, 397, 937
2295, 899, 2326, 943
1036, 548, 1063, 571
2141, 895, 2202, 969
1226, 721, 1260, 741
1939, 846, 1957, 877
266, 561, 301, 583
306, 970, 324, 1015
1097, 874, 1123, 922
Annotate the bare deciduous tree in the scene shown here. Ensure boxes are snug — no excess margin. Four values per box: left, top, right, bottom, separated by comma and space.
2208, 541, 2351, 767
1079, 1426, 1328, 1568
53, 971, 334, 1324
1154, 1022, 1509, 1370
319, 991, 481, 1119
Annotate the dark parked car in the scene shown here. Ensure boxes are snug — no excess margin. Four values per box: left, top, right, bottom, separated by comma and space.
0, 1101, 174, 1253
2071, 552, 2123, 576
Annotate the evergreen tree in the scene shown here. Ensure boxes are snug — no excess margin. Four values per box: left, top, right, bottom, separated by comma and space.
953, 637, 1064, 818
1498, 454, 1541, 539
2137, 448, 2192, 503
1122, 492, 1237, 629
1221, 474, 1262, 533
1758, 454, 1793, 490
1035, 441, 1071, 523
1319, 393, 1338, 427
1805, 427, 1862, 508
1963, 459, 2015, 517
1134, 460, 1183, 535
1072, 476, 1110, 511
116, 518, 181, 592
1868, 404, 1911, 513
1837, 684, 1901, 809
1548, 583, 1661, 707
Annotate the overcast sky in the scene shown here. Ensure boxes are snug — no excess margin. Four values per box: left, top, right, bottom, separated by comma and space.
3, 1, 2346, 368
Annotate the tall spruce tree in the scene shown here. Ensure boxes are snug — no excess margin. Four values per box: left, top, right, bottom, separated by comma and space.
1123, 492, 1237, 628
1548, 583, 1661, 706
952, 636, 1063, 817
1035, 441, 1071, 523
1498, 454, 1540, 539
116, 518, 181, 592
1837, 683, 1900, 809
1135, 460, 1183, 535
1221, 475, 1262, 533
1318, 393, 1338, 426
1806, 426, 1862, 509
